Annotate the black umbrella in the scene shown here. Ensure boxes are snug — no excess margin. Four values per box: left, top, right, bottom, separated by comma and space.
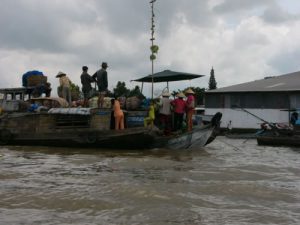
132, 70, 205, 83
132, 69, 205, 98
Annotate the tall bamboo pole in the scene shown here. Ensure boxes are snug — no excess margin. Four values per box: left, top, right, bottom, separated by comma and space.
150, 0, 156, 99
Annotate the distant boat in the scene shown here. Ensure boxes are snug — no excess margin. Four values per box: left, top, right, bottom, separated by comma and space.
256, 124, 300, 147
256, 134, 300, 147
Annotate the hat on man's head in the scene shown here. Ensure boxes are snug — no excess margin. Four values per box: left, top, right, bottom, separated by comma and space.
185, 88, 195, 94
56, 71, 66, 78
102, 62, 108, 68
177, 92, 185, 98
82, 66, 88, 71
162, 91, 171, 97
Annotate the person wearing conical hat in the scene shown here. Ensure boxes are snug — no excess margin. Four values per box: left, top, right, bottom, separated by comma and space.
158, 91, 172, 135
185, 88, 195, 132
171, 92, 186, 131
56, 71, 72, 106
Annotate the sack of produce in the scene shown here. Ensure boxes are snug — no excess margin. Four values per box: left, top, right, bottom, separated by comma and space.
22, 70, 46, 87
88, 96, 98, 108
126, 96, 141, 110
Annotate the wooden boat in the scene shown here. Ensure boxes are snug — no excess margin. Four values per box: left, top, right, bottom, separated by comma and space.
256, 125, 300, 147
0, 107, 222, 150
231, 105, 300, 147
0, 69, 222, 150
257, 134, 300, 147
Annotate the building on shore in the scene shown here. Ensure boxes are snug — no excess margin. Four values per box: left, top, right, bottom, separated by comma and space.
204, 71, 300, 131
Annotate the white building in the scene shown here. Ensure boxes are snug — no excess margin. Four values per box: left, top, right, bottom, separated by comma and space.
205, 71, 300, 130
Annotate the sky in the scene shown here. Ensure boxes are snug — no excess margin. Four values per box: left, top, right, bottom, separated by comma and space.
1, 0, 300, 97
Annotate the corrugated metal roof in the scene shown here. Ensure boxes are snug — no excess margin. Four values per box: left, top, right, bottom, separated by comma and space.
206, 71, 300, 93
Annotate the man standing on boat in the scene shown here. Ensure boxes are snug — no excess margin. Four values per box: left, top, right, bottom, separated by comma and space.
80, 66, 94, 107
93, 62, 108, 108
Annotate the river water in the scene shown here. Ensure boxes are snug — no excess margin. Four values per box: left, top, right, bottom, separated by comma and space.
0, 136, 300, 225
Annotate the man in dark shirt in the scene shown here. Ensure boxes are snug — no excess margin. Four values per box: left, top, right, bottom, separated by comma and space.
80, 66, 94, 107
92, 62, 108, 108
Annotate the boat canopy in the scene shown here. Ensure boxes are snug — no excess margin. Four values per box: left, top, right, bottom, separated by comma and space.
132, 70, 204, 83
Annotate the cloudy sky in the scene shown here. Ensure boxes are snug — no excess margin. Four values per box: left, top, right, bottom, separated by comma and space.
1, 0, 300, 97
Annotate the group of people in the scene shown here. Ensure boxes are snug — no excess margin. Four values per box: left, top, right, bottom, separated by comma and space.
144, 88, 196, 133
55, 62, 197, 133
56, 62, 109, 107
56, 62, 125, 131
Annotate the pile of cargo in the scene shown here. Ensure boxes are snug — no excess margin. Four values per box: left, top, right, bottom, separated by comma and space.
22, 70, 47, 87
88, 96, 146, 110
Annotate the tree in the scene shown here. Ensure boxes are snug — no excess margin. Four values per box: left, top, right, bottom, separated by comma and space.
128, 85, 145, 98
208, 67, 217, 90
113, 81, 130, 97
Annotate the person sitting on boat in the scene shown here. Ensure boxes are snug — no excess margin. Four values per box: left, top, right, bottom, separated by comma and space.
80, 66, 94, 107
171, 92, 186, 131
113, 98, 124, 130
56, 71, 72, 106
144, 100, 156, 128
185, 88, 196, 132
158, 91, 172, 135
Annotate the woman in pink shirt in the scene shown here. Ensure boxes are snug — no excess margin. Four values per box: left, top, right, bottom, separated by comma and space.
185, 88, 195, 132
171, 92, 186, 131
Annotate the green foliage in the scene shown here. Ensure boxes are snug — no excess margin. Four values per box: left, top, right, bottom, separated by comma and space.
150, 45, 159, 54
70, 82, 80, 101
192, 87, 205, 105
150, 54, 156, 60
113, 82, 145, 99
183, 87, 205, 106
171, 90, 180, 98
208, 67, 217, 90
150, 1, 158, 62
58, 82, 81, 101
128, 85, 145, 99
113, 81, 130, 97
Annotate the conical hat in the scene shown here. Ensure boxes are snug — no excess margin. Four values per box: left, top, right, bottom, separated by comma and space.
177, 92, 185, 98
185, 88, 195, 94
56, 71, 66, 78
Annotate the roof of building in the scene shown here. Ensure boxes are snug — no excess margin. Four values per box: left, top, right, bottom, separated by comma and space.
206, 71, 300, 93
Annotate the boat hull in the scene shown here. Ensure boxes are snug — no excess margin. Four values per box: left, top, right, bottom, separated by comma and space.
257, 135, 300, 147
0, 111, 221, 150
1, 125, 216, 150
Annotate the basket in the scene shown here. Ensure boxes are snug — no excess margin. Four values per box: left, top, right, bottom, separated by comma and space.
27, 75, 47, 87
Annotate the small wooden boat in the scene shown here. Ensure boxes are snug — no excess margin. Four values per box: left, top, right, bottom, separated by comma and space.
257, 134, 300, 147
0, 107, 222, 150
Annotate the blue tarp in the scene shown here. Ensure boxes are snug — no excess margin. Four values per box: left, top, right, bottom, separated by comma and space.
22, 70, 44, 87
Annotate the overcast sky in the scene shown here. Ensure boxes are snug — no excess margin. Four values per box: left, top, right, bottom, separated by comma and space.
1, 0, 300, 97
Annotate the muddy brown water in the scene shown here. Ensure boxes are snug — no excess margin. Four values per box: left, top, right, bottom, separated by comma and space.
0, 136, 300, 225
